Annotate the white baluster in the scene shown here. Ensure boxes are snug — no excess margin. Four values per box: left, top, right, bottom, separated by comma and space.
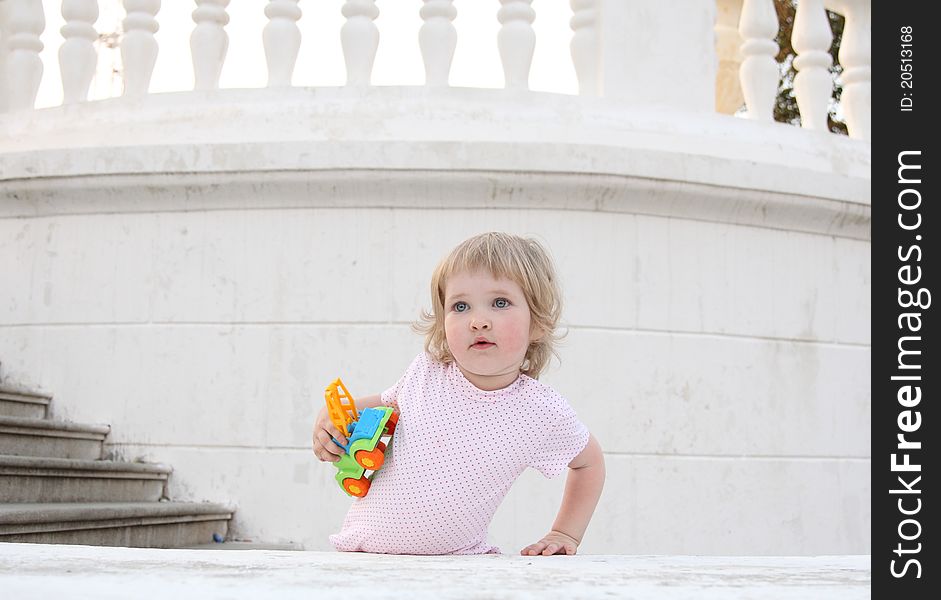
191, 0, 229, 90
792, 0, 832, 131
341, 0, 379, 86
419, 0, 456, 87
569, 0, 599, 97
829, 0, 870, 141
2, 0, 45, 111
715, 0, 743, 114
263, 0, 301, 87
121, 0, 160, 98
738, 0, 778, 121
497, 0, 535, 90
0, 2, 9, 112
59, 0, 99, 104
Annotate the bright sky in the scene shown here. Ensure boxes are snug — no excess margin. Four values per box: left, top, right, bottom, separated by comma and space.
37, 0, 578, 108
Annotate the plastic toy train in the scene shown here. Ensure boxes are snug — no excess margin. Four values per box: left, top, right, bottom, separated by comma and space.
324, 378, 398, 498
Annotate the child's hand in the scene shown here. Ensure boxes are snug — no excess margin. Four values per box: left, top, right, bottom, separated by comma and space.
520, 530, 579, 556
312, 406, 348, 463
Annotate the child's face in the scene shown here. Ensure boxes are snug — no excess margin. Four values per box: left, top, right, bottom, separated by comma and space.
443, 269, 540, 391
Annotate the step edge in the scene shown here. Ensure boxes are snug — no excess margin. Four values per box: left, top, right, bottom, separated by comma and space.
0, 415, 111, 433
0, 417, 111, 438
0, 502, 236, 525
0, 455, 172, 474
0, 428, 109, 442
0, 513, 232, 536
0, 388, 53, 403
0, 468, 169, 481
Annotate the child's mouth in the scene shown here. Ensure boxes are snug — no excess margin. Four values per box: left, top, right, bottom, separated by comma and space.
472, 342, 495, 349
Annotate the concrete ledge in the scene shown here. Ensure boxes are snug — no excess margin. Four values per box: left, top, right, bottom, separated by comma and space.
0, 169, 871, 241
0, 87, 870, 240
0, 543, 870, 599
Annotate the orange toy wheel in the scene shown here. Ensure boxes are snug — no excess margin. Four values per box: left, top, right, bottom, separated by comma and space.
355, 447, 385, 471
342, 476, 370, 497
384, 412, 399, 436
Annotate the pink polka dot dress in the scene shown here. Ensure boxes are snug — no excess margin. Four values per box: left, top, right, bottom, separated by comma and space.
329, 352, 590, 555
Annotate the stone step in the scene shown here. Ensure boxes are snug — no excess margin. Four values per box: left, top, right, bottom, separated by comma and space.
0, 388, 51, 419
0, 502, 234, 548
0, 416, 109, 460
0, 455, 171, 503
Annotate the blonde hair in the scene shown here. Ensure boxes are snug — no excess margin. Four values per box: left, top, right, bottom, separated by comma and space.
414, 232, 563, 378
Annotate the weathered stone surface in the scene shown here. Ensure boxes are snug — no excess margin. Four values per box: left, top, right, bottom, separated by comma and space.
0, 543, 870, 599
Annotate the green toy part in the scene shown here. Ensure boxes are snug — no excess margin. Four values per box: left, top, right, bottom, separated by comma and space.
332, 406, 396, 498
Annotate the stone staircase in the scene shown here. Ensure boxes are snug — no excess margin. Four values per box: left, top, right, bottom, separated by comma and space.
0, 386, 234, 547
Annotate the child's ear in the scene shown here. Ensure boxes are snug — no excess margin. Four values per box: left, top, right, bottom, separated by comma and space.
529, 326, 545, 342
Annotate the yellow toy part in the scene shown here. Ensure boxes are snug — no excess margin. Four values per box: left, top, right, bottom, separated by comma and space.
325, 378, 358, 438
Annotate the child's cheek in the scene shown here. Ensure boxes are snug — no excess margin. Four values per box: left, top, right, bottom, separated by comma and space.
443, 315, 460, 344
504, 318, 531, 353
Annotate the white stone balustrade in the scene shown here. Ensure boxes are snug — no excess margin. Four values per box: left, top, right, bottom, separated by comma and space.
263, 0, 301, 88
191, 0, 230, 91
419, 0, 456, 87
738, 0, 778, 121
121, 0, 161, 98
497, 0, 536, 90
792, 0, 833, 132
600, 0, 716, 112
341, 0, 379, 87
569, 0, 600, 97
714, 0, 743, 114
59, 0, 98, 104
1, 0, 45, 112
0, 0, 872, 141
826, 0, 871, 140
0, 4, 8, 112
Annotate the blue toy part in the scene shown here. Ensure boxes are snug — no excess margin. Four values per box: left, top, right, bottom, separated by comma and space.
332, 407, 388, 453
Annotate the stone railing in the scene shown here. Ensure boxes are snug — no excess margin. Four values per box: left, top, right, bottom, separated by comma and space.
1, 0, 870, 140
716, 0, 870, 139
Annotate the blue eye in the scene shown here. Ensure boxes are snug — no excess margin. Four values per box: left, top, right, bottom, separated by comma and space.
494, 298, 510, 308
453, 301, 469, 312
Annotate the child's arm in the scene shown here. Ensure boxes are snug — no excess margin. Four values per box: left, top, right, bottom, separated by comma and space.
521, 433, 605, 556
312, 394, 384, 462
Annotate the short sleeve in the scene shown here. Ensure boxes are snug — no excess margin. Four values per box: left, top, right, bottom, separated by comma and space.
530, 400, 590, 479
380, 353, 427, 410
380, 379, 401, 410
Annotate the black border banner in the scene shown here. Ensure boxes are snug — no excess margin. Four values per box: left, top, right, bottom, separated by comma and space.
874, 3, 935, 596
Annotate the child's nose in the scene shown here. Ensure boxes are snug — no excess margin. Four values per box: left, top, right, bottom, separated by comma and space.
471, 319, 491, 330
